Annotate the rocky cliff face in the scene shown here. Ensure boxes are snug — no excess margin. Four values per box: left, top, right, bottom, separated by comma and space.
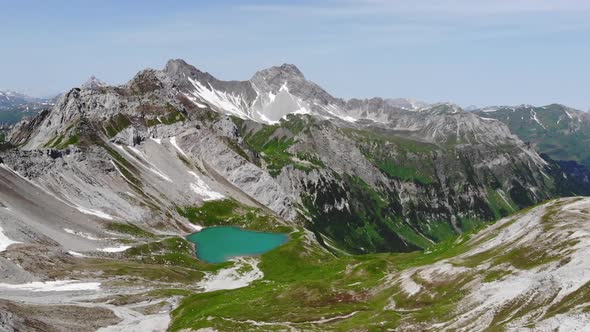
2, 59, 587, 254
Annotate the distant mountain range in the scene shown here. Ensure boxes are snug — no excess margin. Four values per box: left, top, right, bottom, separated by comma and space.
474, 104, 590, 168
0, 76, 108, 135
0, 90, 56, 126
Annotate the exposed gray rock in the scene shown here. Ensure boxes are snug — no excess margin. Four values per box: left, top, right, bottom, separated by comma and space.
1, 58, 585, 254
80, 76, 107, 90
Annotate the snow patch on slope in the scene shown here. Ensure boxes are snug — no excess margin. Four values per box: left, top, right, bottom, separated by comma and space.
75, 206, 114, 220
0, 280, 101, 292
170, 136, 187, 158
323, 104, 357, 123
186, 77, 249, 119
0, 226, 20, 252
64, 228, 100, 241
98, 245, 131, 253
197, 257, 263, 292
188, 171, 224, 201
530, 109, 546, 129
68, 251, 89, 258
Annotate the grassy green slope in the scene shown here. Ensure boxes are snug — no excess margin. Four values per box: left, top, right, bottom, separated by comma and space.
169, 198, 589, 331
168, 217, 487, 330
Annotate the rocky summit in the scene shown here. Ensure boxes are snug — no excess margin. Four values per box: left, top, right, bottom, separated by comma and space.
1, 59, 590, 331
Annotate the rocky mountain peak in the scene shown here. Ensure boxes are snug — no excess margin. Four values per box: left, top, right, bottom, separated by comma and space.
422, 102, 464, 114
81, 76, 106, 90
164, 58, 198, 77
163, 58, 238, 95
384, 98, 429, 111
276, 63, 305, 78
252, 63, 305, 83
250, 63, 337, 111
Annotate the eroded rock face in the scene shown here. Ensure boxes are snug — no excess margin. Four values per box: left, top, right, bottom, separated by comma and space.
0, 299, 120, 332
2, 58, 587, 254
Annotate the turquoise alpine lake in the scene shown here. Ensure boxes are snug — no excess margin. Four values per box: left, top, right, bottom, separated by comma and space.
186, 226, 289, 263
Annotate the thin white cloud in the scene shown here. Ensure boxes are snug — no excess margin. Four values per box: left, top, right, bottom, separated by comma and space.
236, 0, 590, 43
239, 0, 590, 17
365, 0, 590, 14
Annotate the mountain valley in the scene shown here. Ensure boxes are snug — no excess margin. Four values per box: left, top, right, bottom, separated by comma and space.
0, 59, 589, 331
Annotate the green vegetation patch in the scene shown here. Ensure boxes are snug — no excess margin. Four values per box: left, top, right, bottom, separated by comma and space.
145, 104, 186, 127
544, 281, 590, 318
100, 142, 143, 188
45, 133, 79, 149
246, 126, 295, 176
487, 189, 516, 220
106, 222, 156, 239
222, 137, 250, 161
419, 219, 458, 243
376, 161, 434, 185
170, 231, 392, 331
167, 198, 583, 331
44, 133, 65, 148
103, 114, 131, 138
304, 175, 430, 253
391, 273, 472, 324
386, 220, 435, 249
44, 121, 81, 149
124, 237, 219, 271
235, 116, 320, 177
483, 270, 512, 283
295, 152, 325, 168
177, 199, 289, 232
343, 128, 437, 154
344, 128, 437, 185
59, 134, 79, 148
73, 258, 206, 283
170, 221, 486, 331
178, 200, 240, 225
125, 237, 194, 257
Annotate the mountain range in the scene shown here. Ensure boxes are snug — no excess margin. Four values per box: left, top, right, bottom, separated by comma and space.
0, 59, 589, 331
0, 90, 56, 132
474, 104, 590, 168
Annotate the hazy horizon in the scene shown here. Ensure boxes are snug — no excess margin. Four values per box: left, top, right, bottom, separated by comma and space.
2, 0, 590, 110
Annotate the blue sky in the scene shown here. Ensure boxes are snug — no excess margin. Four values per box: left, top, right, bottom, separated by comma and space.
2, 0, 590, 110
